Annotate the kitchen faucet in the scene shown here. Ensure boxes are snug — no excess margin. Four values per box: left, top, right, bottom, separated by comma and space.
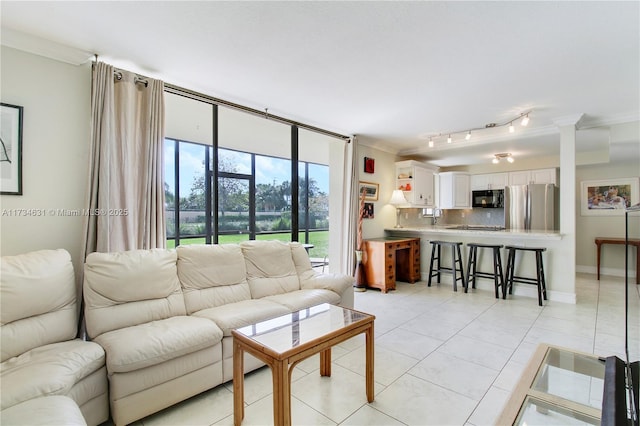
432, 208, 442, 225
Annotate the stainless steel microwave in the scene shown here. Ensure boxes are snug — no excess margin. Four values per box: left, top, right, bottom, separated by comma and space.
472, 189, 504, 208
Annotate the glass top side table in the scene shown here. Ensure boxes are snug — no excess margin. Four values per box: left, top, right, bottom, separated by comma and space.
498, 344, 605, 425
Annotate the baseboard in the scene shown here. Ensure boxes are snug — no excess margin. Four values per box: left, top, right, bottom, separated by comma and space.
576, 264, 638, 280
419, 273, 577, 304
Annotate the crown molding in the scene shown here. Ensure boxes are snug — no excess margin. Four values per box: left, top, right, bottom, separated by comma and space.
1, 27, 93, 66
553, 113, 585, 128
577, 112, 640, 129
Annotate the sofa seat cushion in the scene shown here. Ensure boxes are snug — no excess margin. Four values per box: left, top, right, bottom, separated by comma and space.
264, 289, 341, 312
93, 316, 222, 374
0, 395, 86, 426
192, 299, 290, 336
0, 340, 105, 410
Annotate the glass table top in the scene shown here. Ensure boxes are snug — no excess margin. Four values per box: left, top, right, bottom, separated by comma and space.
234, 303, 373, 354
515, 396, 600, 425
531, 347, 606, 410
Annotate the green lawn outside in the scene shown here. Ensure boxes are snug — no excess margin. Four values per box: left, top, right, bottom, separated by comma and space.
167, 231, 328, 258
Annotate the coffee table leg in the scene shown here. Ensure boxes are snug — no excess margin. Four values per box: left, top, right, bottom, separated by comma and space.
233, 341, 244, 426
320, 348, 332, 376
272, 360, 291, 426
365, 324, 374, 403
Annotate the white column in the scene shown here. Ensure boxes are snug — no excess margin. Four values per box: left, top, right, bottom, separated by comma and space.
553, 114, 583, 302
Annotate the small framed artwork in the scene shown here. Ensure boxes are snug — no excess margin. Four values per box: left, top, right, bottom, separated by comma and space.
364, 156, 375, 174
1, 103, 23, 195
363, 202, 374, 219
580, 178, 639, 216
358, 181, 379, 201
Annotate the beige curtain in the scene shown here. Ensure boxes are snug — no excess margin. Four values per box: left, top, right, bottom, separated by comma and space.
83, 62, 166, 256
338, 136, 359, 276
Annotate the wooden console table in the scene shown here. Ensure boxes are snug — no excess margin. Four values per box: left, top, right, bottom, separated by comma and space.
595, 237, 640, 284
362, 237, 420, 293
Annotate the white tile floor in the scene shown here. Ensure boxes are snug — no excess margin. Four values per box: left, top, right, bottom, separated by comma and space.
131, 273, 639, 426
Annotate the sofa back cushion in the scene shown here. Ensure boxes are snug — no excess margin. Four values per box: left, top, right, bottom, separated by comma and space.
0, 249, 78, 362
177, 244, 251, 314
240, 240, 300, 299
290, 242, 316, 282
83, 249, 186, 338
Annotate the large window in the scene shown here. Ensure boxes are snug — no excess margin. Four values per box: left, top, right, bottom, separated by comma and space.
164, 142, 329, 255
164, 93, 334, 259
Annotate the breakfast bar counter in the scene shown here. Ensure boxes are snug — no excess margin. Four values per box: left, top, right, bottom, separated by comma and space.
384, 226, 574, 303
385, 225, 562, 240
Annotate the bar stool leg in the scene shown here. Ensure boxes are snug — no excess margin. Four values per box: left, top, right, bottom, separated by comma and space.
428, 244, 436, 287
465, 246, 475, 294
451, 245, 458, 292
471, 246, 477, 289
537, 250, 548, 302
491, 248, 499, 298
456, 244, 466, 291
534, 251, 543, 306
496, 248, 506, 299
435, 244, 441, 284
506, 248, 515, 295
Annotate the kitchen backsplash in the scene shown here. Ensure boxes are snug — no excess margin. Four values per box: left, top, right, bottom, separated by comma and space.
400, 208, 505, 228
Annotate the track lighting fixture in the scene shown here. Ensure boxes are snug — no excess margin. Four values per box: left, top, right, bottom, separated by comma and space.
493, 153, 514, 164
425, 111, 531, 148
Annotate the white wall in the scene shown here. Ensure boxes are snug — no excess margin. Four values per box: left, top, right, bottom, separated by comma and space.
576, 161, 640, 278
357, 141, 398, 238
0, 46, 91, 275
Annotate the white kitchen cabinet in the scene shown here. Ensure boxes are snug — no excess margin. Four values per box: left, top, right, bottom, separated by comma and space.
508, 168, 557, 185
438, 172, 470, 209
395, 160, 437, 207
470, 172, 508, 190
530, 168, 557, 185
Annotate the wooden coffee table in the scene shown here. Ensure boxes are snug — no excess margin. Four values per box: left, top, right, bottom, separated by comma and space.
232, 303, 375, 426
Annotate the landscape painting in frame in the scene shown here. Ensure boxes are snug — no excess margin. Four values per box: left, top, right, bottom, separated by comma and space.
580, 178, 639, 216
358, 181, 379, 201
1, 103, 23, 195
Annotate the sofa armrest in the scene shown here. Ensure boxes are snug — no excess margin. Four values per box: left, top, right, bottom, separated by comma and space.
300, 273, 354, 308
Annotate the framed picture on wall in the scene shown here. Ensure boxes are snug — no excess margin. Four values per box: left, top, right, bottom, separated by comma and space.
363, 202, 374, 218
364, 157, 375, 174
580, 178, 639, 216
0, 103, 23, 195
358, 181, 379, 201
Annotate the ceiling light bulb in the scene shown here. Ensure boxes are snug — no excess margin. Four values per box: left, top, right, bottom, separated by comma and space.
521, 114, 529, 126
465, 131, 471, 140
509, 122, 515, 133
492, 157, 499, 164
428, 138, 434, 148
447, 134, 452, 144
507, 156, 514, 163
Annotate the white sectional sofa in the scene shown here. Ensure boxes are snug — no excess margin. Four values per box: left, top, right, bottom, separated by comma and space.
0, 249, 109, 426
83, 240, 353, 425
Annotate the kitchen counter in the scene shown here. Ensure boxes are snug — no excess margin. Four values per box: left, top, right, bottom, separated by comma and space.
385, 226, 562, 240
383, 225, 574, 304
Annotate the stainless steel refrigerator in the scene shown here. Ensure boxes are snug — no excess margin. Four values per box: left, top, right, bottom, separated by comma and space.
504, 184, 555, 231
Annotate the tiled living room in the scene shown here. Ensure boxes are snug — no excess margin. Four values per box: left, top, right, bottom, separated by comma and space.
131, 273, 639, 426
1, 2, 639, 426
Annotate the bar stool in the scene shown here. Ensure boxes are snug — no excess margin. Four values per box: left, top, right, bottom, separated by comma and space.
504, 246, 547, 306
466, 243, 505, 298
427, 241, 466, 291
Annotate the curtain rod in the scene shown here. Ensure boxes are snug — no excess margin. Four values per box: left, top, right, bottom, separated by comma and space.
113, 70, 148, 87
164, 84, 351, 142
